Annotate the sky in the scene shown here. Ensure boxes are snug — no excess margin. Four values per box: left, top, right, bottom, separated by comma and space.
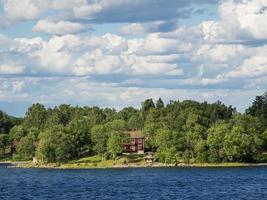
0, 0, 266, 116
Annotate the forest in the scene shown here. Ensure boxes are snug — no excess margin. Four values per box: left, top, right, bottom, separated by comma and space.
0, 92, 267, 164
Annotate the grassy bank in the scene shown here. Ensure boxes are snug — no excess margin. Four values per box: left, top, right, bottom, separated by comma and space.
12, 154, 267, 169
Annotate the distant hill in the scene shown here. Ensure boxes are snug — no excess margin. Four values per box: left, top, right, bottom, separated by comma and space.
0, 110, 23, 135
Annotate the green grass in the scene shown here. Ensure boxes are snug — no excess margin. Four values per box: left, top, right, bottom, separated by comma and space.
15, 154, 146, 169
70, 155, 102, 164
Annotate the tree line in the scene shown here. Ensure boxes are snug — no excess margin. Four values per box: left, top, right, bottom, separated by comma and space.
0, 92, 267, 164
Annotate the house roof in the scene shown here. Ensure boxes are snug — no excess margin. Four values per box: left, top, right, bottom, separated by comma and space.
124, 130, 144, 138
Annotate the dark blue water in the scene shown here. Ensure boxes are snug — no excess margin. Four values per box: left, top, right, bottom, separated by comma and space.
0, 164, 267, 200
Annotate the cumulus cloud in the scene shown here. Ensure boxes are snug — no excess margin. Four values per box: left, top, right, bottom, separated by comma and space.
1, 0, 267, 115
32, 19, 91, 35
0, 76, 262, 113
227, 47, 267, 78
0, 64, 25, 74
72, 0, 217, 23
200, 0, 267, 42
120, 20, 178, 35
2, 0, 43, 22
0, 0, 216, 25
0, 33, 186, 77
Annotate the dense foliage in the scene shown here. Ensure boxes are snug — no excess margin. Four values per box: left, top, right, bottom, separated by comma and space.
1, 92, 267, 164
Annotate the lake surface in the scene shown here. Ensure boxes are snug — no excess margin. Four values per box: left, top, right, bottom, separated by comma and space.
0, 164, 267, 200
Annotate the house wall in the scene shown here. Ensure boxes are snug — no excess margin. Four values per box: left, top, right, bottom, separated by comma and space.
123, 138, 144, 153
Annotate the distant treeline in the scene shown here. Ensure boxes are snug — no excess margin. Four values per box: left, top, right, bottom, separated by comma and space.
0, 92, 267, 164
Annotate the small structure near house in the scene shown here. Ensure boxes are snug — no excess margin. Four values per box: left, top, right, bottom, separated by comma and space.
123, 131, 145, 154
33, 157, 38, 164
145, 152, 154, 165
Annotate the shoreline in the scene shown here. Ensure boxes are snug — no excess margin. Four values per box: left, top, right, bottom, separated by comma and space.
7, 161, 267, 169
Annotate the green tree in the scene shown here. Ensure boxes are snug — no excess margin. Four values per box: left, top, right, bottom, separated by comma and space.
182, 149, 191, 164
0, 111, 12, 134
105, 119, 126, 132
246, 92, 267, 130
195, 139, 208, 163
23, 103, 47, 130
262, 129, 267, 151
91, 125, 109, 160
154, 129, 179, 163
207, 122, 229, 162
141, 98, 155, 120
8, 125, 27, 154
128, 113, 143, 130
156, 98, 164, 109
17, 135, 35, 160
36, 125, 71, 163
0, 134, 8, 155
117, 107, 137, 122
222, 125, 262, 162
57, 104, 73, 126
67, 117, 92, 157
107, 131, 126, 160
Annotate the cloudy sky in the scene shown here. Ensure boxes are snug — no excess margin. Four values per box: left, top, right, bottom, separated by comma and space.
0, 0, 266, 116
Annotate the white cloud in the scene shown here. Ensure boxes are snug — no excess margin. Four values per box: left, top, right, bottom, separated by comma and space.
1, 0, 267, 116
120, 23, 145, 35
200, 0, 267, 42
2, 0, 43, 22
0, 64, 25, 74
195, 44, 247, 63
136, 33, 193, 55
11, 37, 44, 53
33, 19, 91, 35
120, 20, 177, 35
219, 0, 267, 40
49, 0, 87, 10
227, 54, 267, 78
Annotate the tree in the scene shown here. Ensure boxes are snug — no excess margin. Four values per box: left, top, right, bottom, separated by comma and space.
57, 104, 73, 126
91, 125, 108, 160
8, 125, 27, 154
23, 103, 47, 130
246, 92, 267, 130
195, 139, 208, 163
262, 130, 267, 151
2, 95, 266, 164
67, 117, 92, 157
36, 125, 72, 163
107, 131, 126, 160
154, 129, 179, 163
207, 122, 229, 162
17, 135, 35, 160
105, 120, 126, 132
117, 107, 137, 122
128, 113, 143, 130
0, 134, 8, 155
156, 98, 164, 109
0, 111, 12, 134
141, 99, 155, 119
222, 125, 262, 162
182, 149, 191, 164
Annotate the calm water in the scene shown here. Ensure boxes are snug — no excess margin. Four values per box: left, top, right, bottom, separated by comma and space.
0, 164, 267, 200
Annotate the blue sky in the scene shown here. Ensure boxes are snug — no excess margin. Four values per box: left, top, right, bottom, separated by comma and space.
0, 0, 266, 116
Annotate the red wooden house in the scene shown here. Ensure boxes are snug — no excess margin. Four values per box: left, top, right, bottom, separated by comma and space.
123, 131, 145, 154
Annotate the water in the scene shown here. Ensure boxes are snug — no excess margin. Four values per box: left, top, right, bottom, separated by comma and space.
0, 164, 266, 200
